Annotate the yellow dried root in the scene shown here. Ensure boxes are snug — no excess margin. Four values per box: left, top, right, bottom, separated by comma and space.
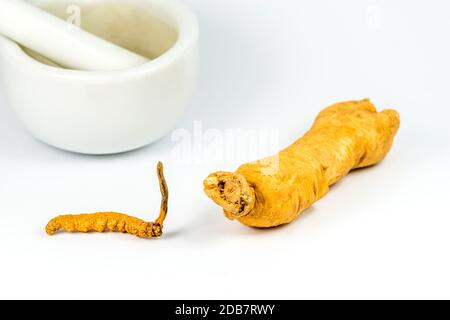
204, 99, 400, 228
46, 162, 168, 238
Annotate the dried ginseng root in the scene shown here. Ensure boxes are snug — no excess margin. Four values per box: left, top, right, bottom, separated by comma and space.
46, 162, 168, 238
204, 99, 400, 228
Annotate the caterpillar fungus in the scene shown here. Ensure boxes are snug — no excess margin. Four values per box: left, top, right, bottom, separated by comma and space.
46, 162, 168, 238
204, 99, 400, 228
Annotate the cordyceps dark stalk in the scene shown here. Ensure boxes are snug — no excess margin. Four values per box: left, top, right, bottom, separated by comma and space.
45, 162, 169, 239
155, 161, 168, 226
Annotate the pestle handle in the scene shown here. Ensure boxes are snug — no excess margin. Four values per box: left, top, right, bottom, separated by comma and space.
0, 0, 148, 71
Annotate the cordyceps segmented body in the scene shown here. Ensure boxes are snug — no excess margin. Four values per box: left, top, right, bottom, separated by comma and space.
45, 212, 164, 238
204, 99, 400, 228
46, 162, 169, 239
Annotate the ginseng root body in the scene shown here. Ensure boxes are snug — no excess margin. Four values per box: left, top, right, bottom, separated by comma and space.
46, 162, 168, 238
204, 99, 400, 228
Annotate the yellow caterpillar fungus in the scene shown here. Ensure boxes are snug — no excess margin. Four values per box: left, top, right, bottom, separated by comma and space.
46, 162, 168, 238
204, 99, 400, 228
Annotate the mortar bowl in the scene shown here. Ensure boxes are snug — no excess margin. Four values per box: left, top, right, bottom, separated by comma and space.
0, 0, 198, 154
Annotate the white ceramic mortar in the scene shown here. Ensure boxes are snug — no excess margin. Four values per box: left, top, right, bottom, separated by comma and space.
0, 0, 199, 154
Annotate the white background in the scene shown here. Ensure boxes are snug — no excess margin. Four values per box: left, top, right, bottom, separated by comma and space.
1, 0, 450, 299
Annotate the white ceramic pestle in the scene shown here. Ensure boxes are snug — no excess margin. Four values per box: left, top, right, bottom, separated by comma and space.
0, 0, 148, 70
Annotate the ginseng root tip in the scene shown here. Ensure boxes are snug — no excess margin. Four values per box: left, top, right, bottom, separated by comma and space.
203, 172, 255, 218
